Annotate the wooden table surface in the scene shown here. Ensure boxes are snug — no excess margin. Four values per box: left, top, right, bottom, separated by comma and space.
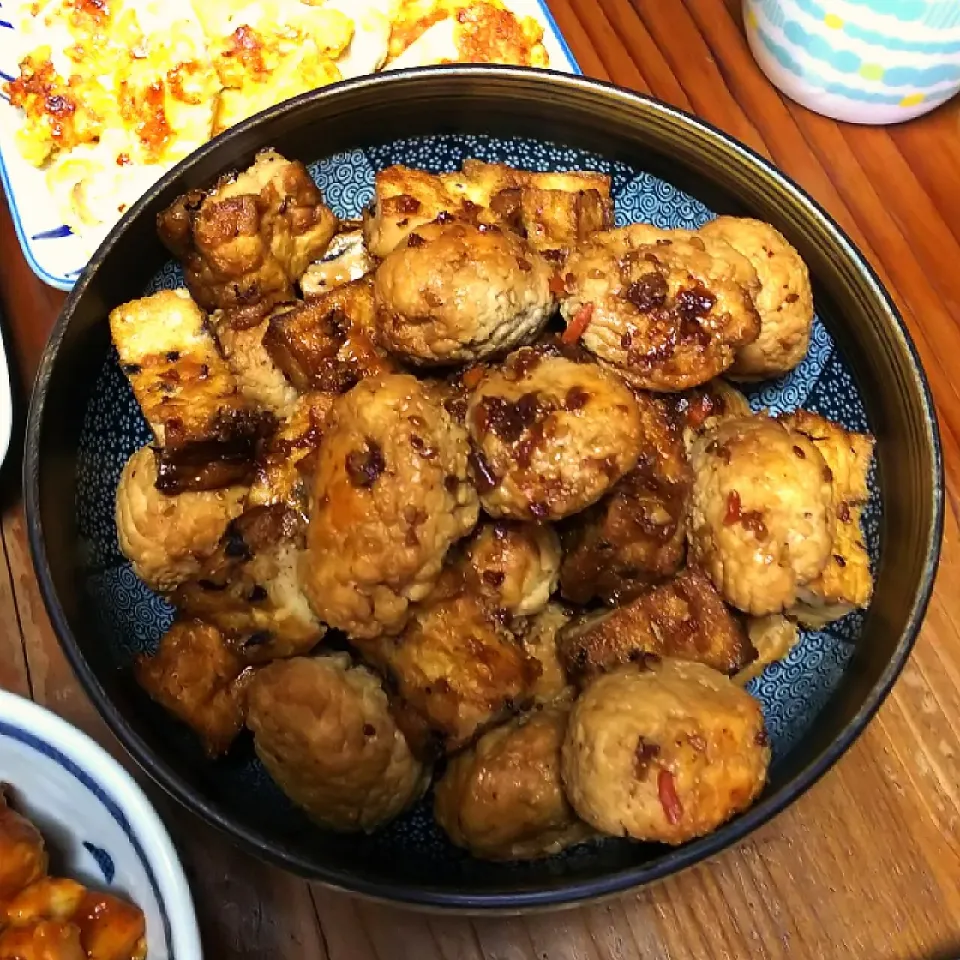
2, 1, 960, 957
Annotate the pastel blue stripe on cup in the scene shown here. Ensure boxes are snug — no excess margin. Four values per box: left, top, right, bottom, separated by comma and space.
789, 0, 960, 53
837, 0, 932, 22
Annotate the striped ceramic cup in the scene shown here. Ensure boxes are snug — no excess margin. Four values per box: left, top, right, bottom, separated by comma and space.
744, 0, 960, 124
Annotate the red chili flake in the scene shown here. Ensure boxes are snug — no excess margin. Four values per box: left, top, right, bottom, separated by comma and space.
562, 303, 594, 344
516, 257, 532, 272
462, 366, 485, 390
549, 273, 567, 296
116, 152, 131, 166
792, 444, 806, 459
724, 489, 742, 525
686, 393, 715, 429
837, 502, 851, 523
658, 769, 683, 825
785, 292, 800, 304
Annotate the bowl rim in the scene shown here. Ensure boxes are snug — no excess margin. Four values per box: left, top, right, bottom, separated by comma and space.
24, 65, 945, 911
0, 688, 203, 954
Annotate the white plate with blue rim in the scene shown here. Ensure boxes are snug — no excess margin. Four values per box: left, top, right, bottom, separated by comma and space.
0, 0, 580, 292
0, 688, 202, 959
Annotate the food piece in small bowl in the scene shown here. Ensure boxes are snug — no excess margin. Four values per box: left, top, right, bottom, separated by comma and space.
559, 225, 761, 391
781, 410, 876, 627
0, 790, 47, 901
302, 373, 479, 639
115, 445, 248, 592
300, 229, 375, 297
246, 655, 429, 832
173, 505, 325, 664
109, 289, 277, 493
135, 619, 256, 757
558, 567, 755, 684
374, 221, 554, 366
562, 659, 770, 844
688, 415, 835, 616
560, 389, 692, 605
458, 520, 561, 617
466, 348, 643, 520
263, 278, 395, 393
435, 705, 593, 861
360, 589, 539, 754
157, 150, 338, 316
699, 217, 814, 380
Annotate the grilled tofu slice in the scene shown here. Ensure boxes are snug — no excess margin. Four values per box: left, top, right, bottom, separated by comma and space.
262, 278, 394, 393
558, 567, 755, 684
363, 160, 613, 257
109, 289, 276, 493
173, 505, 325, 664
782, 410, 875, 627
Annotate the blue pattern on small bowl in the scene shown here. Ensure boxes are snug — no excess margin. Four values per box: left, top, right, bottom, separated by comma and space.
744, 0, 960, 123
0, 690, 202, 959
73, 133, 882, 866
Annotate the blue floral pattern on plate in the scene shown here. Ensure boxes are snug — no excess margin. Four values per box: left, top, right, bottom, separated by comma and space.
74, 133, 882, 859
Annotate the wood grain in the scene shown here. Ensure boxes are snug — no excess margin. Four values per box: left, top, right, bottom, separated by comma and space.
2, 0, 960, 956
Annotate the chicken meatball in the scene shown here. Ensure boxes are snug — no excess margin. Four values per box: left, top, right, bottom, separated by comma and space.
116, 446, 248, 592
699, 217, 813, 380
460, 520, 561, 617
211, 305, 301, 417
688, 416, 834, 616
374, 221, 555, 366
562, 659, 770, 844
0, 790, 46, 901
558, 567, 754, 683
466, 350, 643, 520
303, 374, 479, 639
435, 706, 592, 860
362, 591, 538, 753
157, 150, 338, 316
560, 390, 692, 604
134, 619, 256, 757
246, 655, 428, 831
520, 602, 575, 704
560, 225, 761, 391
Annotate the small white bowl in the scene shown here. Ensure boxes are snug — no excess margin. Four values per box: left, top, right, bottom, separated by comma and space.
0, 689, 202, 959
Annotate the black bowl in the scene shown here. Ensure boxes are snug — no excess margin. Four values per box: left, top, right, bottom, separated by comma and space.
25, 67, 943, 910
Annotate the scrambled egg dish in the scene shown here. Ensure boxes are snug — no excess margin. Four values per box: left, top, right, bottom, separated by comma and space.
4, 0, 550, 250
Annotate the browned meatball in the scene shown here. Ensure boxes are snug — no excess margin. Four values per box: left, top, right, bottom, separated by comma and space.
689, 416, 835, 616
434, 706, 592, 860
157, 150, 338, 317
246, 655, 428, 832
460, 520, 561, 616
173, 506, 325, 664
0, 790, 47, 901
302, 374, 479, 639
262, 279, 396, 394
361, 591, 538, 753
116, 446, 248, 592
558, 567, 755, 683
466, 349, 643, 520
134, 619, 255, 757
560, 390, 692, 604
374, 221, 554, 366
560, 225, 761, 391
562, 659, 770, 844
699, 217, 813, 380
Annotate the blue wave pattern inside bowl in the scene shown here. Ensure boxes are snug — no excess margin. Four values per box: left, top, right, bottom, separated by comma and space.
74, 134, 881, 863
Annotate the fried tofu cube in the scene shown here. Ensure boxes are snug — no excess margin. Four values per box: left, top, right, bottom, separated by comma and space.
109, 289, 276, 493
135, 619, 255, 756
558, 567, 755, 684
783, 410, 875, 626
262, 278, 393, 393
